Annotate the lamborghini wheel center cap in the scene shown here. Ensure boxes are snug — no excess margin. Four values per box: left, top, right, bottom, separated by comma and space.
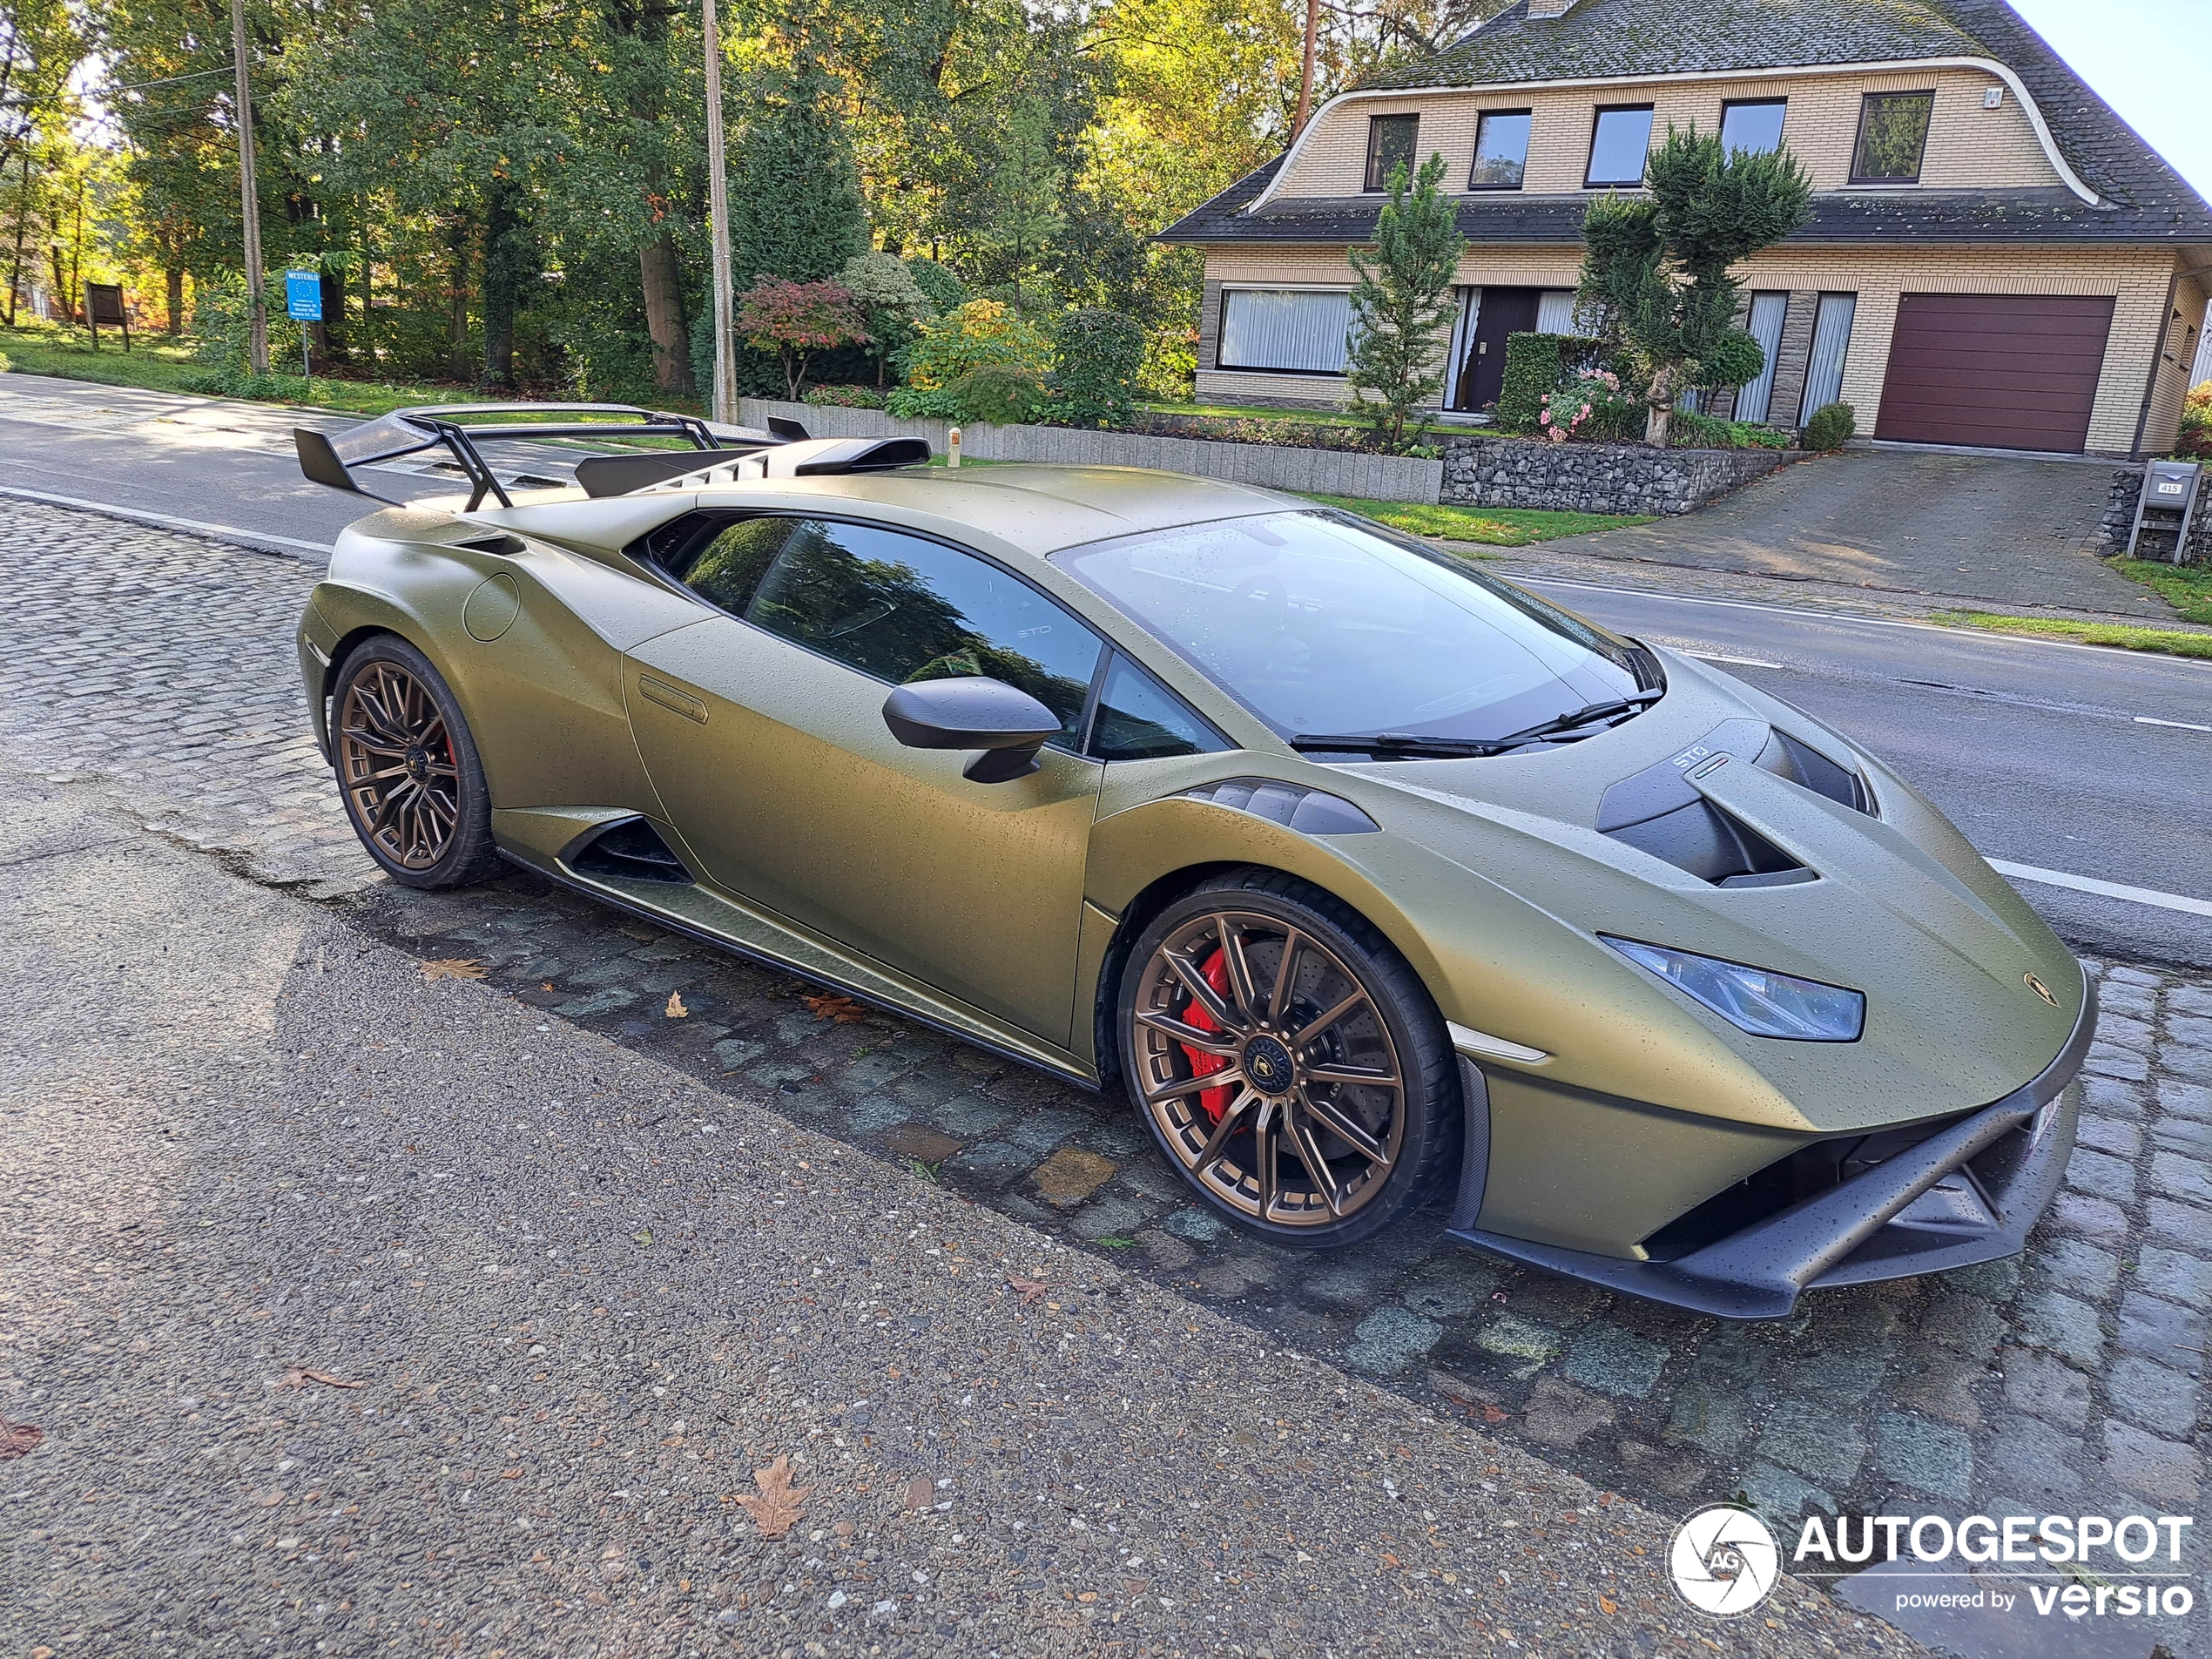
1242, 1034, 1295, 1095
404, 745, 431, 783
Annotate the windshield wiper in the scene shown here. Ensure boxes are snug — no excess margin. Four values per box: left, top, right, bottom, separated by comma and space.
1290, 732, 1505, 759
1292, 691, 1662, 761
1488, 691, 1664, 752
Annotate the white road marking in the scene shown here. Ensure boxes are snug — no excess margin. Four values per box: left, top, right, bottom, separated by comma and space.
1683, 650, 1783, 669
0, 483, 335, 556
2136, 715, 2212, 732
1520, 573, 2212, 671
1986, 860, 2212, 920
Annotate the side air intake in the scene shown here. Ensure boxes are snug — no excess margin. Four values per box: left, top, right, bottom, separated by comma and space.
566, 817, 693, 884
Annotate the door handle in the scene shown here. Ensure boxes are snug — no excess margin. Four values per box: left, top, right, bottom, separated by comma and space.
637, 673, 707, 724
1478, 341, 1487, 354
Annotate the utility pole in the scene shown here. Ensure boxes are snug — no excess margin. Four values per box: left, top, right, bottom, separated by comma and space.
1292, 0, 1320, 137
701, 0, 738, 424
229, 0, 267, 374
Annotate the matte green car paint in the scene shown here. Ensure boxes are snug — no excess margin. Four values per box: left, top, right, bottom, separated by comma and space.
300, 462, 2084, 1266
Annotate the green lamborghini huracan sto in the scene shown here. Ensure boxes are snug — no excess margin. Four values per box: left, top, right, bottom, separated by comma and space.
293, 405, 2092, 1318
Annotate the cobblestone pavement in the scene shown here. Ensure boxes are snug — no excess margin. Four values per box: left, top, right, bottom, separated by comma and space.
4, 500, 2208, 1626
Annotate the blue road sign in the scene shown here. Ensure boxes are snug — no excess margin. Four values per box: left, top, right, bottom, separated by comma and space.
285, 270, 323, 322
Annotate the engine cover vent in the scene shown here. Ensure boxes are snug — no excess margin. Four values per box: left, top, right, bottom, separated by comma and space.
567, 817, 693, 884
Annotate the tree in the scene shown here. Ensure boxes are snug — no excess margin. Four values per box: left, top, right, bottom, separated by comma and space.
737, 276, 868, 400
1344, 151, 1463, 453
1575, 125, 1811, 446
730, 56, 868, 289
840, 251, 934, 386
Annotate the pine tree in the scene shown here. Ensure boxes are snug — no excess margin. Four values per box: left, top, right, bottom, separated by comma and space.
1344, 152, 1464, 454
730, 57, 870, 289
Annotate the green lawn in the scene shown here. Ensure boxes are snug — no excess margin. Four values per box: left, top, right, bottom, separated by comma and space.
0, 327, 590, 421
2109, 556, 2212, 626
1139, 399, 1364, 430
1302, 493, 1654, 547
1932, 610, 2212, 661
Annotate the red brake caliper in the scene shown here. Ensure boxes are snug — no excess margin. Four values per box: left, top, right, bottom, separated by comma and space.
1179, 948, 1236, 1124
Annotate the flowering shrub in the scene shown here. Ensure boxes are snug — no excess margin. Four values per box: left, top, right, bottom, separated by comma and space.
887, 299, 1052, 418
1538, 368, 1640, 443
2177, 382, 2212, 460
737, 278, 869, 401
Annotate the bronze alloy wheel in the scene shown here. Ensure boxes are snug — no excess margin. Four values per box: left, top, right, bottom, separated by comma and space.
1131, 908, 1406, 1229
337, 660, 463, 871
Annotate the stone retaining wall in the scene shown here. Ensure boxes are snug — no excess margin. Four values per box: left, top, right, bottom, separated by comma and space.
2101, 466, 2212, 561
1439, 437, 1797, 517
738, 398, 1445, 505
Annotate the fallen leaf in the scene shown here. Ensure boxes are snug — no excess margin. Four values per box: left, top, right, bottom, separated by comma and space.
1479, 1403, 1510, 1425
421, 959, 487, 983
1381, 1550, 1401, 1568
735, 1454, 811, 1539
1, 1419, 44, 1459
665, 991, 688, 1019
804, 992, 866, 1023
282, 1366, 366, 1390
1599, 1595, 1618, 1615
541, 981, 556, 992
1008, 1276, 1049, 1306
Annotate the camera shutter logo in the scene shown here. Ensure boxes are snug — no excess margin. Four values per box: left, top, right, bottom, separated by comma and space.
1669, 1505, 1780, 1615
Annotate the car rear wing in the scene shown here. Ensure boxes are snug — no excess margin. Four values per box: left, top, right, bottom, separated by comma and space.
292, 401, 792, 511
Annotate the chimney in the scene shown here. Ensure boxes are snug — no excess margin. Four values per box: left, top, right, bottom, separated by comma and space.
1525, 0, 1581, 17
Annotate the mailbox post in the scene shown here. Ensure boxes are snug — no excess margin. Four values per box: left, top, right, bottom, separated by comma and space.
284, 270, 322, 381
2126, 459, 2202, 564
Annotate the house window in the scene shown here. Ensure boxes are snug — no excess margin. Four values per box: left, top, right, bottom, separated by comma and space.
1798, 293, 1858, 422
1732, 292, 1791, 423
1535, 289, 1595, 337
1364, 115, 1419, 192
1470, 111, 1532, 189
1585, 105, 1655, 187
1851, 91, 1934, 183
1219, 289, 1353, 374
1720, 99, 1787, 155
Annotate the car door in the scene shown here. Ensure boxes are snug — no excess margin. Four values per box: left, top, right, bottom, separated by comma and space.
624, 513, 1109, 1045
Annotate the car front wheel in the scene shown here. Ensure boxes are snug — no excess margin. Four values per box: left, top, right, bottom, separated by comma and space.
330, 637, 502, 888
1117, 871, 1459, 1248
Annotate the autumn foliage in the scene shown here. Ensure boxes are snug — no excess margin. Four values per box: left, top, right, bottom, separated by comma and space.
738, 278, 871, 401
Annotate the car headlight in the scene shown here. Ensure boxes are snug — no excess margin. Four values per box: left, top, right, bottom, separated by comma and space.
1602, 937, 1865, 1042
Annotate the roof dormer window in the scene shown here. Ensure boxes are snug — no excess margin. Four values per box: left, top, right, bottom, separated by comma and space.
1470, 111, 1533, 190
1850, 91, 1934, 184
1364, 115, 1420, 192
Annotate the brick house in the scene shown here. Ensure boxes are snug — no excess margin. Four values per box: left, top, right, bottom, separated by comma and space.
1158, 0, 2212, 457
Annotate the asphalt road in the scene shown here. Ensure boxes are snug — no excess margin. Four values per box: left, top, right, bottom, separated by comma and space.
3, 371, 2206, 969
0, 758, 1919, 1658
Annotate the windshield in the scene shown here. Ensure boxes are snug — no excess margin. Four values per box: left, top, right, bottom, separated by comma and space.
1051, 510, 1656, 748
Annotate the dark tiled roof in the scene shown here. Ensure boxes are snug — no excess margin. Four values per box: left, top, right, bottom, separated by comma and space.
1161, 178, 2209, 246
1160, 0, 2212, 244
1360, 0, 1982, 90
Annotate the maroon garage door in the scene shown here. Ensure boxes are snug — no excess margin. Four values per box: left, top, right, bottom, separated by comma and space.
1874, 293, 2115, 453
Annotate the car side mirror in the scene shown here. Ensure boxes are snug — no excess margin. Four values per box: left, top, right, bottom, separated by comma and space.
882, 678, 1062, 783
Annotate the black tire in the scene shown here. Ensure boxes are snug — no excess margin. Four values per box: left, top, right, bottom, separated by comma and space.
329, 635, 503, 889
1115, 869, 1460, 1249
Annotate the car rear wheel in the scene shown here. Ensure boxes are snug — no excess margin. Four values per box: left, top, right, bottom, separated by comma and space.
331, 637, 502, 889
1117, 872, 1459, 1248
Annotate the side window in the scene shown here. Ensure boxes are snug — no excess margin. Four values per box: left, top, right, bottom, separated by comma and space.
747, 519, 1104, 749
1087, 653, 1224, 762
655, 515, 798, 616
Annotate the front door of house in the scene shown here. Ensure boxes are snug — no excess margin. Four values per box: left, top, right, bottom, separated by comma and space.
1453, 287, 1541, 412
